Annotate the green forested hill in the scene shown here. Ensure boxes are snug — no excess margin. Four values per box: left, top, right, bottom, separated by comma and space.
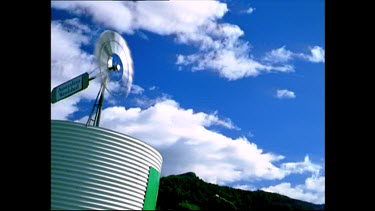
156, 172, 324, 210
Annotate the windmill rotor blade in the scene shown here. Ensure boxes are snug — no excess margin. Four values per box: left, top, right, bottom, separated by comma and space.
95, 30, 134, 97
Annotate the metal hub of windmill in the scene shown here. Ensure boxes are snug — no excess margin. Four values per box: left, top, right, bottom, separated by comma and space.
51, 30, 134, 127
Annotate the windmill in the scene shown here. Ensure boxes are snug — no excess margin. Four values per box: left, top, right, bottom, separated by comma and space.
51, 30, 134, 127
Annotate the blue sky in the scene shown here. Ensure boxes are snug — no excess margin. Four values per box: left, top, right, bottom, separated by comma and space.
51, 0, 324, 204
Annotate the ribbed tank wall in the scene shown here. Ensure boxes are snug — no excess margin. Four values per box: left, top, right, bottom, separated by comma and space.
51, 120, 162, 210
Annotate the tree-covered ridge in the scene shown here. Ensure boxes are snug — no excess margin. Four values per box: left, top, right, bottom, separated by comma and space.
156, 172, 324, 210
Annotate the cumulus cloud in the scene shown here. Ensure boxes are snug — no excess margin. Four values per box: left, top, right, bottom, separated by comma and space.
51, 96, 81, 120
75, 98, 288, 184
52, 1, 134, 34
52, 0, 227, 35
132, 0, 228, 36
51, 19, 102, 119
305, 175, 325, 193
276, 89, 296, 99
262, 174, 325, 204
280, 155, 322, 177
52, 1, 298, 80
175, 22, 294, 80
176, 50, 294, 80
72, 98, 324, 189
51, 20, 92, 79
264, 46, 325, 64
262, 156, 325, 204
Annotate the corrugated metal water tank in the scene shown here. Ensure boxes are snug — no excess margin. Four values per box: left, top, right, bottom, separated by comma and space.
51, 120, 163, 210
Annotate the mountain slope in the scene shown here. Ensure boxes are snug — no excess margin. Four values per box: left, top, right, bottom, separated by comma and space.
156, 172, 324, 210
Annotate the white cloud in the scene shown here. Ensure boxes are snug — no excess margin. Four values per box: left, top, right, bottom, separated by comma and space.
75, 98, 290, 185
72, 98, 323, 188
52, 1, 227, 36
52, 1, 134, 34
175, 22, 294, 80
51, 20, 102, 120
64, 97, 325, 191
276, 89, 296, 99
133, 96, 158, 108
262, 156, 325, 203
264, 46, 294, 63
51, 20, 92, 75
264, 46, 325, 64
132, 1, 228, 36
52, 1, 299, 80
305, 175, 325, 193
246, 7, 256, 14
130, 84, 144, 95
131, 93, 171, 109
51, 96, 81, 120
63, 18, 91, 34
205, 111, 240, 130
281, 155, 322, 176
262, 174, 325, 204
177, 50, 294, 81
234, 184, 257, 191
306, 46, 325, 63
